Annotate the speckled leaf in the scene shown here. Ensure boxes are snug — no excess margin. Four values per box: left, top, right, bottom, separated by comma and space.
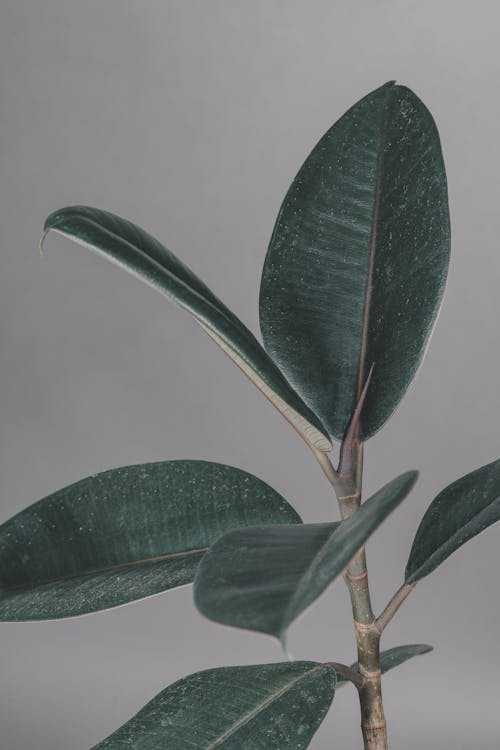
91, 661, 336, 750
260, 81, 450, 440
0, 460, 300, 621
405, 459, 500, 584
42, 206, 331, 452
194, 471, 418, 640
336, 644, 433, 687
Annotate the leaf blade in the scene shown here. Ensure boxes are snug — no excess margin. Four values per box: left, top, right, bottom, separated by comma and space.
42, 207, 331, 451
260, 82, 450, 440
0, 460, 300, 620
195, 471, 418, 639
91, 662, 335, 750
405, 459, 500, 584
194, 522, 337, 638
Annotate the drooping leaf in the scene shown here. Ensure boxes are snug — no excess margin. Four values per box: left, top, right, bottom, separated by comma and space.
194, 471, 418, 640
0, 460, 300, 621
42, 206, 331, 452
405, 459, 500, 584
260, 81, 450, 440
91, 661, 335, 750
195, 522, 336, 638
336, 644, 433, 686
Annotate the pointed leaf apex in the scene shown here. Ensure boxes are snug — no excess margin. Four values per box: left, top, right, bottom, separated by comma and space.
38, 230, 49, 257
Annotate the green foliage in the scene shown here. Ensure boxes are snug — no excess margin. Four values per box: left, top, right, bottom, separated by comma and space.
42, 206, 331, 452
194, 472, 417, 641
260, 81, 450, 440
406, 460, 500, 584
0, 461, 299, 620
91, 662, 336, 750
4, 80, 495, 748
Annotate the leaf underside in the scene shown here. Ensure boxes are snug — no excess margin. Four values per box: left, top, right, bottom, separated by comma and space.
195, 471, 418, 640
260, 81, 450, 440
91, 662, 336, 750
405, 459, 500, 584
42, 207, 331, 452
0, 460, 300, 620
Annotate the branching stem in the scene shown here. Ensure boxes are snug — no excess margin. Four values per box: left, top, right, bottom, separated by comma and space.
328, 662, 365, 690
313, 376, 412, 746
375, 583, 416, 634
310, 445, 340, 492
328, 424, 388, 750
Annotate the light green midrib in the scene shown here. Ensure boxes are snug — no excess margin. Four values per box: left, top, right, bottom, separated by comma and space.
0, 546, 208, 597
203, 665, 329, 750
47, 225, 331, 450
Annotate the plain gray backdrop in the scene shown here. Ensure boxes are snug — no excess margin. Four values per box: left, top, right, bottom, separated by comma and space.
0, 2, 498, 748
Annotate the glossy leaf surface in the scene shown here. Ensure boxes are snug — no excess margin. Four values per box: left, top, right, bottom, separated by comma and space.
195, 471, 418, 640
336, 644, 433, 686
260, 81, 450, 440
42, 206, 331, 452
406, 459, 500, 584
91, 661, 335, 749
0, 460, 300, 620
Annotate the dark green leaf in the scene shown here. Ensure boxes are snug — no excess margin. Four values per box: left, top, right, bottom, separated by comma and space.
405, 459, 500, 584
0, 460, 300, 621
195, 522, 336, 638
195, 471, 418, 640
260, 81, 450, 440
336, 644, 433, 686
42, 207, 331, 452
91, 661, 335, 750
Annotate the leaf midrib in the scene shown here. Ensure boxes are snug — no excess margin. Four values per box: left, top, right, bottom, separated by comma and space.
49, 226, 231, 325
356, 85, 392, 402
203, 664, 328, 750
48, 225, 331, 451
0, 546, 208, 596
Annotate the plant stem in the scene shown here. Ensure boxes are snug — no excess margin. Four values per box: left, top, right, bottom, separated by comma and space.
376, 582, 415, 634
332, 440, 388, 750
310, 444, 341, 492
328, 662, 366, 690
355, 624, 386, 750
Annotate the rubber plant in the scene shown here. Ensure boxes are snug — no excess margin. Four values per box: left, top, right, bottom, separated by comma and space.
1, 81, 498, 749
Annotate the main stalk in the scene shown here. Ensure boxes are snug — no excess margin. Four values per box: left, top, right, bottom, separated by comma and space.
314, 440, 388, 750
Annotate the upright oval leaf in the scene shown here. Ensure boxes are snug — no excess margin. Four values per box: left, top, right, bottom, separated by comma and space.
42, 207, 331, 452
260, 81, 450, 440
0, 460, 300, 621
405, 459, 500, 584
91, 661, 335, 750
195, 471, 418, 641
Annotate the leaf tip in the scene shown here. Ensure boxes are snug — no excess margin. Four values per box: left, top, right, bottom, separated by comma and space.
418, 644, 434, 655
403, 469, 420, 490
279, 631, 290, 657
38, 230, 49, 257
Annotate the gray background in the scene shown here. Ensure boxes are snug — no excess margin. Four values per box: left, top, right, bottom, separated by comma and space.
0, 1, 498, 748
